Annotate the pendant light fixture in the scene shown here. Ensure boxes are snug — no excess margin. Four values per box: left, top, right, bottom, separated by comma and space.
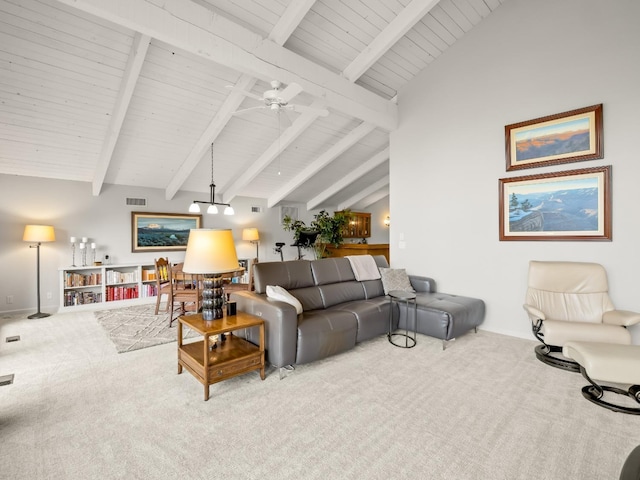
189, 143, 234, 215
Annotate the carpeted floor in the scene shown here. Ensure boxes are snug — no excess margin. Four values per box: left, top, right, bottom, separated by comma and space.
1, 309, 639, 479
93, 304, 197, 353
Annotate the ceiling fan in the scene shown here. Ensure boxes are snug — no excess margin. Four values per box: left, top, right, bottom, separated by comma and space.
227, 80, 329, 121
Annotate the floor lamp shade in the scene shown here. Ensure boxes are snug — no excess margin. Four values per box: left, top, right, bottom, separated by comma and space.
23, 224, 55, 319
23, 225, 56, 243
242, 228, 259, 261
183, 229, 239, 320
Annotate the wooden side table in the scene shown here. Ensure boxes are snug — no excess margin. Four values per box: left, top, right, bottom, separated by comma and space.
177, 311, 265, 401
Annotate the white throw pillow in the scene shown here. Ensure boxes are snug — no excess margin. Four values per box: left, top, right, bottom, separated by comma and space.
266, 285, 303, 314
379, 268, 415, 295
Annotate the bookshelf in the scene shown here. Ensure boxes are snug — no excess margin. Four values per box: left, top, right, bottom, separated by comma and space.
59, 263, 158, 312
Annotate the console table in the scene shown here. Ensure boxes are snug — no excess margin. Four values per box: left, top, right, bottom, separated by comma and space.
177, 311, 265, 400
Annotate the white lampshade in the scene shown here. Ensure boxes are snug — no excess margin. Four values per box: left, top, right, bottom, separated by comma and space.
189, 202, 201, 213
182, 229, 239, 274
242, 228, 259, 242
23, 225, 55, 243
207, 204, 218, 214
224, 205, 234, 215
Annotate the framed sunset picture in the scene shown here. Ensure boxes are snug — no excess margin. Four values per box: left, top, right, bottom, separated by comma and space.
505, 104, 603, 171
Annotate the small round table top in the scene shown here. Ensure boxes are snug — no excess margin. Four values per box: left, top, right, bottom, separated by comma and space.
388, 289, 416, 300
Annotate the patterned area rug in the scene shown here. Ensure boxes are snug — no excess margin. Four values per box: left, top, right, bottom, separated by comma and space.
94, 304, 197, 353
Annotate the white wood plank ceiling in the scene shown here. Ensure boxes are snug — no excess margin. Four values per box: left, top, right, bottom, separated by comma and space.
0, 0, 506, 210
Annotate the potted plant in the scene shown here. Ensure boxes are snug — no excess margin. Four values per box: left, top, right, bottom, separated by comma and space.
282, 210, 351, 259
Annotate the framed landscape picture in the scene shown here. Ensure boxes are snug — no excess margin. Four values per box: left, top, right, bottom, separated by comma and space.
499, 166, 611, 241
131, 212, 202, 252
505, 104, 603, 171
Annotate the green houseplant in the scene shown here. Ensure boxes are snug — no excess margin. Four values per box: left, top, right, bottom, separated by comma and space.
282, 210, 351, 259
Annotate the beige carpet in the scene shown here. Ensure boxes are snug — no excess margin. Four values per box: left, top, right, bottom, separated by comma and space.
1, 309, 639, 479
93, 304, 197, 353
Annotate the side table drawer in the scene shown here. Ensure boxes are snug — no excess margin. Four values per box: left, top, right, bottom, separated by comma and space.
208, 354, 262, 380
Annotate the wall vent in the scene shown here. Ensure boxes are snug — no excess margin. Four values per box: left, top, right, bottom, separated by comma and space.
126, 197, 147, 206
251, 206, 262, 213
6, 335, 20, 343
0, 374, 14, 386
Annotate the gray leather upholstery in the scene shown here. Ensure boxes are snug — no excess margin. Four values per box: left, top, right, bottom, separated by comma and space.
231, 255, 485, 368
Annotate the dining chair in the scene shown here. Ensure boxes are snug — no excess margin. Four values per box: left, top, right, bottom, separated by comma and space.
154, 257, 172, 315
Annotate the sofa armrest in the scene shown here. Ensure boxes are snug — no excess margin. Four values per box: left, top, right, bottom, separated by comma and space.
409, 275, 436, 293
230, 291, 299, 368
603, 309, 640, 327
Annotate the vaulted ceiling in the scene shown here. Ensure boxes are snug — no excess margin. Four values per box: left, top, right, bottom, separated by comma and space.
0, 0, 506, 211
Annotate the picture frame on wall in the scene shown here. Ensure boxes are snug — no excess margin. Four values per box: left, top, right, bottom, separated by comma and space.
498, 166, 611, 241
505, 104, 603, 171
131, 212, 202, 252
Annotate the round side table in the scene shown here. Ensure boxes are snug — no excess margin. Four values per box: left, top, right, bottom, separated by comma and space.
388, 289, 417, 348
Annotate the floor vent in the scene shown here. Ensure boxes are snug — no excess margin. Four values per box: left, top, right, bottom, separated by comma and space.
0, 374, 14, 386
126, 197, 147, 206
6, 335, 20, 343
251, 206, 262, 213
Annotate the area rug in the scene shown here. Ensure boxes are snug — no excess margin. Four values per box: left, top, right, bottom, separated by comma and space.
93, 304, 197, 353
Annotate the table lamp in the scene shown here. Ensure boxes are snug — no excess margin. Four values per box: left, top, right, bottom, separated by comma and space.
23, 225, 56, 319
182, 229, 239, 320
242, 227, 259, 261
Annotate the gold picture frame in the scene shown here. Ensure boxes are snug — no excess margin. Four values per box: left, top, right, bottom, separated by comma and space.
505, 104, 603, 171
131, 212, 202, 252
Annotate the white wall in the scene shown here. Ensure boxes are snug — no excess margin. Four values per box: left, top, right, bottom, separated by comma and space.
0, 174, 389, 313
391, 0, 640, 343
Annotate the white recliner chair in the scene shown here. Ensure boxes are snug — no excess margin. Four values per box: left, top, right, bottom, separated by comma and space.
523, 260, 640, 371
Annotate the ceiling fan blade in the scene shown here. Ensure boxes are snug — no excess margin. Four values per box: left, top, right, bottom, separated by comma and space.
225, 84, 263, 102
289, 104, 329, 117
279, 82, 303, 103
232, 105, 267, 116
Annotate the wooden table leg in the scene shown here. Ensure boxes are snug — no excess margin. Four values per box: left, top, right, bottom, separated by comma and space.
204, 333, 210, 401
259, 323, 265, 380
177, 320, 183, 374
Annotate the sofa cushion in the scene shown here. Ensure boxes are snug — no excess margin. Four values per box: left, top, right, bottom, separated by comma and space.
289, 286, 325, 312
333, 297, 393, 342
296, 310, 358, 364
254, 260, 314, 293
318, 281, 366, 308
379, 268, 415, 295
266, 285, 303, 314
310, 258, 356, 285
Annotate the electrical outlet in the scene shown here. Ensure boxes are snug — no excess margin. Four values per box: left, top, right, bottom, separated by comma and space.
46, 292, 52, 299
6, 295, 13, 304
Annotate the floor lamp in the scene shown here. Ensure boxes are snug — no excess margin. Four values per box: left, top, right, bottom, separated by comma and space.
242, 228, 259, 262
23, 225, 56, 319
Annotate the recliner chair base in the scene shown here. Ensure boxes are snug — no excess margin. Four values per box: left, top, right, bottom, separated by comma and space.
534, 344, 580, 372
580, 368, 640, 415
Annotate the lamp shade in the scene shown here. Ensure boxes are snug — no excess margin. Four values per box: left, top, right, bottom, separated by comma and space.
242, 228, 259, 242
23, 225, 55, 243
182, 229, 239, 274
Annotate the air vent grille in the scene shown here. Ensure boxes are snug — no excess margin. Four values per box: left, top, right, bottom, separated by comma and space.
251, 206, 262, 213
126, 197, 147, 206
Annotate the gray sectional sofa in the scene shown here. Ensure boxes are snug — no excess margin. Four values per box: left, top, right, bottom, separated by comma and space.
230, 255, 485, 371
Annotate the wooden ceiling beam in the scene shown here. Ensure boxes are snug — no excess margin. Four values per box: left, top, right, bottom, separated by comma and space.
337, 177, 389, 211
164, 0, 316, 200
55, 0, 397, 131
222, 100, 325, 204
343, 0, 440, 82
92, 33, 149, 196
306, 146, 389, 210
267, 122, 376, 208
